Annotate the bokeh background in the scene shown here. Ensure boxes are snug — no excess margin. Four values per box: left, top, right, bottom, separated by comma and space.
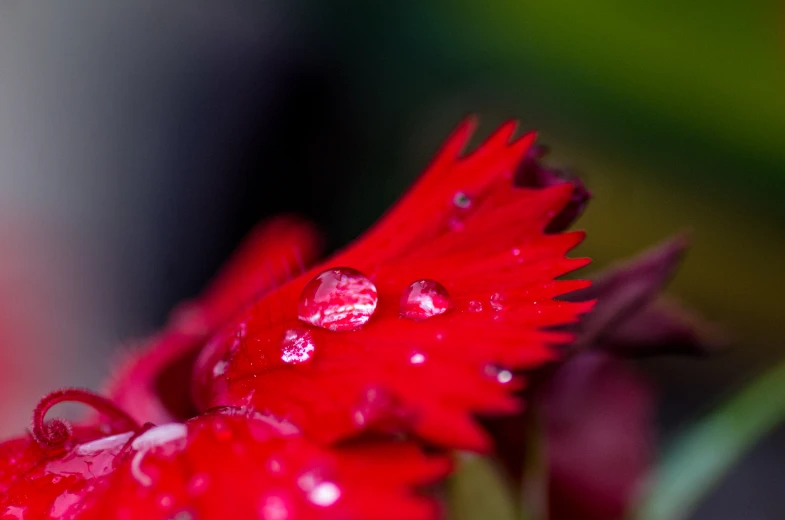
0, 2, 783, 518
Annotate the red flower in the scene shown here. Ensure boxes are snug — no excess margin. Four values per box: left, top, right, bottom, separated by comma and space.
1, 401, 447, 519
191, 118, 592, 450
0, 119, 593, 519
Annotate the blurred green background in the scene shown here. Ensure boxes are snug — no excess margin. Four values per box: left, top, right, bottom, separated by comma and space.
0, 2, 783, 518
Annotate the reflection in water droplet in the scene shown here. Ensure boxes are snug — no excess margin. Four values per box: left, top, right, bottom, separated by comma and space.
280, 328, 315, 364
309, 482, 341, 507
400, 279, 451, 321
489, 293, 506, 311
297, 268, 378, 331
409, 352, 426, 364
453, 191, 472, 209
468, 300, 483, 312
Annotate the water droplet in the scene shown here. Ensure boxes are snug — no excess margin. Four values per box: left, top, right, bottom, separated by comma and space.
468, 300, 483, 312
159, 494, 174, 510
187, 473, 209, 496
453, 191, 472, 209
497, 370, 513, 384
489, 292, 506, 311
309, 482, 341, 507
212, 360, 229, 377
297, 268, 378, 331
400, 279, 451, 320
259, 495, 290, 520
409, 352, 426, 364
280, 328, 315, 364
485, 365, 514, 384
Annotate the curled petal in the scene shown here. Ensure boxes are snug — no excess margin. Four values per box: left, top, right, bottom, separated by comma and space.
0, 411, 448, 520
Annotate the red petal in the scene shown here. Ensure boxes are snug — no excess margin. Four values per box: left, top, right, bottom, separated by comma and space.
0, 411, 447, 520
193, 121, 593, 450
104, 217, 321, 424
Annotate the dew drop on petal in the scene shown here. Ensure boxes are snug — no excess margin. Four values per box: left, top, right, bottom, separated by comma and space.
297, 267, 377, 331
468, 300, 483, 313
309, 482, 342, 507
453, 191, 472, 209
159, 494, 174, 510
497, 370, 513, 384
187, 473, 209, 496
409, 352, 426, 364
259, 495, 291, 520
400, 279, 451, 321
279, 328, 315, 364
489, 292, 506, 311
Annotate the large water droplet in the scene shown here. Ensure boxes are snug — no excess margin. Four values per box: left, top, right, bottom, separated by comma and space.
297, 268, 378, 331
400, 279, 451, 320
280, 328, 315, 364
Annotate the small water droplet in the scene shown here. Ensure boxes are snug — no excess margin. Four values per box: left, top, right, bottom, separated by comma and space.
297, 267, 378, 331
489, 292, 506, 311
187, 473, 209, 496
279, 328, 315, 364
497, 370, 513, 384
259, 495, 290, 520
453, 191, 472, 209
308, 482, 341, 507
159, 494, 174, 510
400, 279, 451, 320
212, 360, 228, 377
468, 300, 483, 312
409, 352, 426, 364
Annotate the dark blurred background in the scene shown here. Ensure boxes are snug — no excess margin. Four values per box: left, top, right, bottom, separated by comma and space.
0, 2, 783, 518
